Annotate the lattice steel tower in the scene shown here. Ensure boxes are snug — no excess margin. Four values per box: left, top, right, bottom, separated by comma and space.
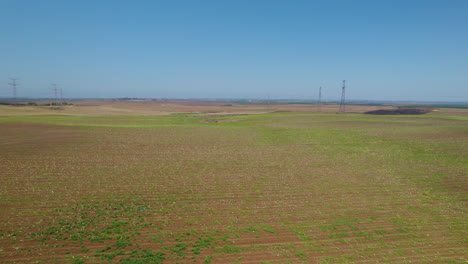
51, 83, 59, 101
339, 80, 346, 113
8, 78, 19, 100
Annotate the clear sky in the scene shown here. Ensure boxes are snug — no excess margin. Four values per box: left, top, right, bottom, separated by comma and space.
1, 0, 467, 101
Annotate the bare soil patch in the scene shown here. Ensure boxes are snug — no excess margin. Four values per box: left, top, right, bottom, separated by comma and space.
1, 100, 396, 117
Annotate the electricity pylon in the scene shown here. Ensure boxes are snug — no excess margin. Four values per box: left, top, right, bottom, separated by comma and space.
339, 80, 346, 113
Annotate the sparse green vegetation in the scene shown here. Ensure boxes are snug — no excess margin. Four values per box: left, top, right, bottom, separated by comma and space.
0, 105, 466, 263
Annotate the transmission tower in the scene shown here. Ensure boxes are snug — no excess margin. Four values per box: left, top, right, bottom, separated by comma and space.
8, 78, 19, 100
51, 83, 59, 102
317, 86, 322, 111
339, 80, 346, 113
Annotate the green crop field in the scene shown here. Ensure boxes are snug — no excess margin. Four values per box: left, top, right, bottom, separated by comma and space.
0, 108, 467, 263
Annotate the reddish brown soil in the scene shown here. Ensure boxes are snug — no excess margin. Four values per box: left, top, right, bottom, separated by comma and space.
1, 99, 396, 117
0, 105, 466, 263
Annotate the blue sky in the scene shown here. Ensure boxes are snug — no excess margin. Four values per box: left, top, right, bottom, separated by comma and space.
1, 0, 467, 101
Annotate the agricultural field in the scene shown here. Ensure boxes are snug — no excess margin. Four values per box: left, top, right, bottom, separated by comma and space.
0, 101, 467, 263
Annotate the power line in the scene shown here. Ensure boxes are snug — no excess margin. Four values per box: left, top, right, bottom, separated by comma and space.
8, 78, 19, 100
339, 80, 346, 113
